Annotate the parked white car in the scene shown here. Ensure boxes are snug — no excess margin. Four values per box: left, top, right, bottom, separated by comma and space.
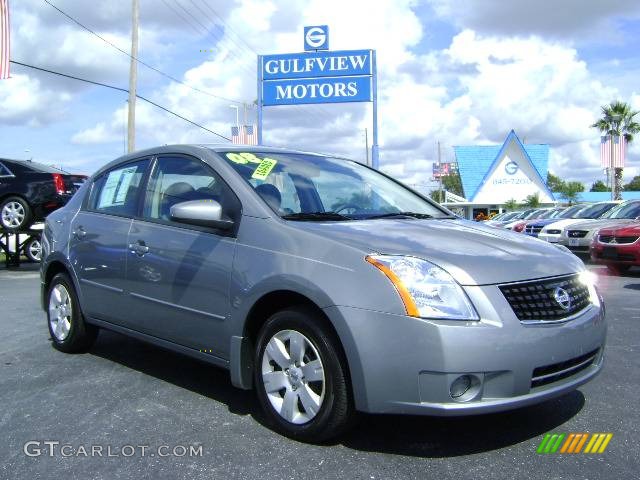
538, 202, 620, 244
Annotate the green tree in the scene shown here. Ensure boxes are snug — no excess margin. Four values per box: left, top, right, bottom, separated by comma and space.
546, 172, 565, 192
591, 101, 640, 200
590, 180, 610, 192
441, 172, 464, 197
523, 192, 540, 208
503, 198, 518, 211
558, 181, 585, 204
430, 172, 464, 203
623, 175, 640, 191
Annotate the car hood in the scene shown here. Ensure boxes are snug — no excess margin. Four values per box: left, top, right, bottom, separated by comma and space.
598, 222, 640, 235
541, 218, 588, 232
295, 218, 584, 286
564, 218, 636, 233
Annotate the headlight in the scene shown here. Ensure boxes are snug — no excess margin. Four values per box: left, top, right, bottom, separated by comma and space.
366, 255, 479, 320
579, 270, 601, 307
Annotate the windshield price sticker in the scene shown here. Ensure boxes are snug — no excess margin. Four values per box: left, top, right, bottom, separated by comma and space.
226, 152, 263, 165
252, 158, 278, 180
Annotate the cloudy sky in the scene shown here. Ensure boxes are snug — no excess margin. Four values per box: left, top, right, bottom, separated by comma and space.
2, 0, 640, 194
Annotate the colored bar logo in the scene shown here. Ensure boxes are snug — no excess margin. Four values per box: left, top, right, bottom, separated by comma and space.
536, 433, 613, 454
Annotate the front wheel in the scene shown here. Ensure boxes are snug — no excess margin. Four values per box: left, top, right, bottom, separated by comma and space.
254, 307, 355, 442
24, 236, 42, 262
47, 273, 98, 352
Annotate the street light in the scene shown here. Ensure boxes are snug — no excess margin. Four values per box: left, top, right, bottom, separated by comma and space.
229, 105, 239, 129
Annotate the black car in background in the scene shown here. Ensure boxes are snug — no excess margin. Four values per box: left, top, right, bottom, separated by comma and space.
0, 159, 87, 231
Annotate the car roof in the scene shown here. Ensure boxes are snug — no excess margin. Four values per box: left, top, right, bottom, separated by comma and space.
92, 144, 336, 178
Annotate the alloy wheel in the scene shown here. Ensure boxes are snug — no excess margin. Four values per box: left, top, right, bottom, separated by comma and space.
1, 201, 26, 228
261, 329, 326, 424
49, 284, 72, 341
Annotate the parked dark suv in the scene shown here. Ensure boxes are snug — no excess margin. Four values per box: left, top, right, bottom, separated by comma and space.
0, 159, 86, 231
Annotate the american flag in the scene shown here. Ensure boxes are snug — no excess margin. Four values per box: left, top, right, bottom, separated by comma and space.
0, 0, 9, 79
600, 135, 626, 169
231, 125, 258, 145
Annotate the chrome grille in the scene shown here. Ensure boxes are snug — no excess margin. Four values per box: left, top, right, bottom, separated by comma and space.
499, 274, 591, 322
598, 235, 639, 244
567, 230, 588, 238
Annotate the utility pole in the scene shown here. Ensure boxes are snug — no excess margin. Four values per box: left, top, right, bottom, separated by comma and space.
127, 0, 139, 153
438, 141, 443, 203
364, 128, 369, 166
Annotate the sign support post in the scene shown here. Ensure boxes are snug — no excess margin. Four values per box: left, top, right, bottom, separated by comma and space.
371, 50, 379, 169
257, 55, 263, 145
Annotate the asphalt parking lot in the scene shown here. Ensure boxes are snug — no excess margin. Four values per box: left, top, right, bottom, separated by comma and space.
1, 262, 638, 480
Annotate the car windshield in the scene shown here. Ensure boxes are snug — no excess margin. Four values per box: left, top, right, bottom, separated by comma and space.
217, 151, 453, 220
557, 205, 584, 218
604, 201, 640, 219
578, 203, 617, 218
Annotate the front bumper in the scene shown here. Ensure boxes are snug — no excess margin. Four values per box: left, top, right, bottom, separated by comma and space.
324, 285, 606, 416
560, 236, 593, 254
591, 242, 640, 265
538, 233, 560, 243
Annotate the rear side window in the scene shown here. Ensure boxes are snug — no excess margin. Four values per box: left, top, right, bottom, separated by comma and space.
0, 162, 13, 177
88, 160, 149, 217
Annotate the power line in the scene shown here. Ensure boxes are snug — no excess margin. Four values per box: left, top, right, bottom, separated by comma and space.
10, 60, 230, 141
42, 0, 244, 105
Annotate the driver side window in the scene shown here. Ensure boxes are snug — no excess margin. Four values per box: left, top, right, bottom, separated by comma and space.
143, 156, 236, 223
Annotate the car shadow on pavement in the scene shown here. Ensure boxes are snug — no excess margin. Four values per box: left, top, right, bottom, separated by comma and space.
88, 329, 585, 456
340, 392, 585, 457
88, 329, 259, 418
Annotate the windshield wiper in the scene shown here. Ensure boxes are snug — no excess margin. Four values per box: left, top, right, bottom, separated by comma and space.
366, 212, 437, 220
281, 212, 352, 221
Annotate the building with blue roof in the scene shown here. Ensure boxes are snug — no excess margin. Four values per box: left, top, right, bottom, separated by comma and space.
448, 130, 555, 218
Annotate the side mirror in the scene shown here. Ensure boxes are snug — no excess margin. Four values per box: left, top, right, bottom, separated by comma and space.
170, 200, 234, 230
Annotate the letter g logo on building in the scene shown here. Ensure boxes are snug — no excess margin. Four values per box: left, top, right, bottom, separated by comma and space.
304, 25, 329, 51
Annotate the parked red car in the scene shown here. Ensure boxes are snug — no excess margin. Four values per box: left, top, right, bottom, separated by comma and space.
590, 222, 640, 274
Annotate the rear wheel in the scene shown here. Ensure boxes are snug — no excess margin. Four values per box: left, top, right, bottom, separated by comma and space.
47, 273, 98, 352
607, 264, 630, 275
0, 196, 32, 231
254, 307, 354, 442
24, 236, 42, 262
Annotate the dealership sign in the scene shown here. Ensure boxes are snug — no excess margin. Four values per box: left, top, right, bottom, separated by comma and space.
257, 26, 379, 167
261, 50, 373, 106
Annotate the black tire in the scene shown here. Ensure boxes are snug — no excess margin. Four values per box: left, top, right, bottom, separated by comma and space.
46, 273, 98, 353
0, 196, 33, 231
607, 264, 630, 275
24, 236, 42, 262
254, 306, 355, 443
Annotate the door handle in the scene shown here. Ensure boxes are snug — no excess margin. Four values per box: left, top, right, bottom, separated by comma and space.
129, 240, 149, 256
73, 226, 86, 239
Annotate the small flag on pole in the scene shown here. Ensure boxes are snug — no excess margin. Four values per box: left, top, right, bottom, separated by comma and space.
244, 125, 258, 145
231, 126, 241, 144
0, 0, 10, 79
600, 135, 626, 169
231, 125, 258, 145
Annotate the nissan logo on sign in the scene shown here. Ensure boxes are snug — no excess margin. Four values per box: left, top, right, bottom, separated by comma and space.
304, 25, 329, 51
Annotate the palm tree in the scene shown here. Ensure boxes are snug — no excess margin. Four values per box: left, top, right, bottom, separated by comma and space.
591, 101, 640, 200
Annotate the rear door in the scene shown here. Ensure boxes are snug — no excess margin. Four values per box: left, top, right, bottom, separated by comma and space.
124, 154, 240, 357
69, 158, 150, 325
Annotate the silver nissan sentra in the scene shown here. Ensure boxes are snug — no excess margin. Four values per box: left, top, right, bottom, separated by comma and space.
41, 145, 606, 442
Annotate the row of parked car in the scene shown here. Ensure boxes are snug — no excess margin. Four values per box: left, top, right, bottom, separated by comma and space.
485, 200, 640, 274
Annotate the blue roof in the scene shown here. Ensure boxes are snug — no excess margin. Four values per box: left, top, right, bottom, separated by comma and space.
554, 191, 640, 202
454, 130, 550, 201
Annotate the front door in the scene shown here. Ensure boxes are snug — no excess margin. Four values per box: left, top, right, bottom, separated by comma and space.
124, 155, 240, 358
